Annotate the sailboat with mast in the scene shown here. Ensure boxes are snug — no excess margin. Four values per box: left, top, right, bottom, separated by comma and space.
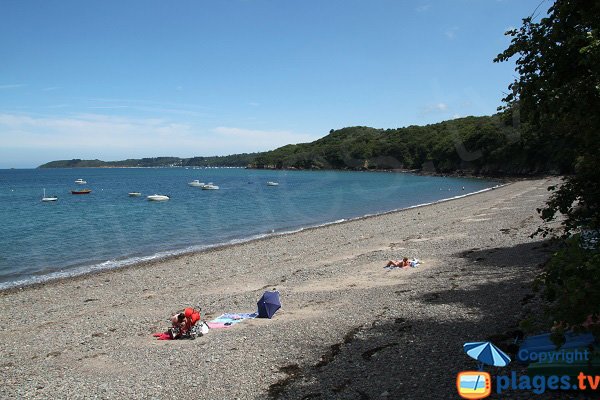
41, 188, 58, 202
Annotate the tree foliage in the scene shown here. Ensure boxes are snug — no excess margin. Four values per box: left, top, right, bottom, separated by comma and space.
39, 154, 258, 168
539, 234, 600, 337
253, 115, 553, 176
495, 0, 600, 235
496, 0, 600, 331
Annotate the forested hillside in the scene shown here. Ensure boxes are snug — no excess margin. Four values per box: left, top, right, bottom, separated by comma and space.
39, 154, 258, 168
252, 113, 570, 175
40, 112, 571, 176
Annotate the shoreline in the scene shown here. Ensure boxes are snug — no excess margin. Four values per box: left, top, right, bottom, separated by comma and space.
33, 163, 554, 181
0, 177, 562, 399
0, 182, 508, 293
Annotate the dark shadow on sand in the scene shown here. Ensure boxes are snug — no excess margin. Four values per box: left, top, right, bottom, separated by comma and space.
267, 239, 594, 400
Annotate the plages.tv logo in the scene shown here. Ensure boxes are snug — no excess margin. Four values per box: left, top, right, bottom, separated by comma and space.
457, 371, 492, 399
457, 341, 512, 399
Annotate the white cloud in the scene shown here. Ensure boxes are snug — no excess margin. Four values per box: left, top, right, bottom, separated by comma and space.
0, 84, 25, 90
435, 103, 448, 111
0, 113, 198, 152
86, 97, 212, 117
422, 102, 449, 115
0, 113, 320, 163
213, 126, 317, 149
88, 105, 131, 110
444, 27, 459, 39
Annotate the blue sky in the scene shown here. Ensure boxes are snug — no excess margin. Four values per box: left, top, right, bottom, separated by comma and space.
0, 0, 545, 168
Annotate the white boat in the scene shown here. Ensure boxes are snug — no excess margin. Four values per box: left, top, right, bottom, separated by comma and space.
41, 188, 58, 202
266, 181, 279, 186
201, 183, 219, 190
188, 179, 205, 187
128, 192, 142, 197
74, 178, 87, 184
147, 194, 170, 201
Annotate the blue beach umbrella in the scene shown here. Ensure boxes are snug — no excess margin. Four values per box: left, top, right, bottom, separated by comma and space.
257, 291, 281, 319
463, 341, 511, 369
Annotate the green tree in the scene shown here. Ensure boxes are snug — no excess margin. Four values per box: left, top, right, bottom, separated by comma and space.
495, 0, 600, 234
495, 0, 600, 332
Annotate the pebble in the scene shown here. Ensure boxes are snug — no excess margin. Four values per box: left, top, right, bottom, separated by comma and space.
0, 179, 563, 399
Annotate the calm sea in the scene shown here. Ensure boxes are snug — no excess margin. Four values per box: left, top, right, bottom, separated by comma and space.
0, 168, 499, 289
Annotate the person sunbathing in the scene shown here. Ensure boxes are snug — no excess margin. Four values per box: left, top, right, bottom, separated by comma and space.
155, 308, 202, 340
170, 308, 202, 338
385, 257, 410, 268
169, 312, 186, 338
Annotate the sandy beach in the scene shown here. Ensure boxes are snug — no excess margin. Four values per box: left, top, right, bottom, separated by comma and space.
0, 177, 567, 399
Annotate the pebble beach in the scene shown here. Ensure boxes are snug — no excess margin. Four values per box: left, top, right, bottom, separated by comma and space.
0, 177, 575, 399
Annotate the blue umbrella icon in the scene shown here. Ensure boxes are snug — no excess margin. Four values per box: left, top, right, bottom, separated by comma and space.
463, 341, 511, 370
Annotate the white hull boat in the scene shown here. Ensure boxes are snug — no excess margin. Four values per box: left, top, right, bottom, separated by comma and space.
128, 192, 142, 197
147, 194, 170, 201
74, 178, 87, 184
201, 183, 219, 190
41, 188, 58, 202
188, 180, 205, 187
266, 181, 279, 186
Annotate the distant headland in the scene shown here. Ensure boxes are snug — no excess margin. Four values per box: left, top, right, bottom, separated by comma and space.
38, 114, 569, 177
38, 155, 256, 169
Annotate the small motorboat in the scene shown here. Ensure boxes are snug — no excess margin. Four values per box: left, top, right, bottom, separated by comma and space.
201, 183, 219, 190
41, 188, 58, 202
188, 180, 205, 187
71, 188, 92, 195
128, 192, 142, 197
74, 178, 87, 184
266, 181, 279, 186
147, 194, 170, 201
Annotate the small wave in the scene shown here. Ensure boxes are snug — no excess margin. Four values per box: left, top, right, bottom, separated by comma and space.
0, 184, 503, 291
0, 231, 291, 290
386, 184, 505, 213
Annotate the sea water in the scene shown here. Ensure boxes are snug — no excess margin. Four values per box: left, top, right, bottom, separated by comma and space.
0, 168, 499, 289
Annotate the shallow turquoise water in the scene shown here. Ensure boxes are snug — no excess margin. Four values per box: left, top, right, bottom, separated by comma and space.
0, 168, 499, 288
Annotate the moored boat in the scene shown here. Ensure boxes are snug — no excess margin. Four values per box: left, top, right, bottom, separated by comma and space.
41, 188, 58, 202
188, 180, 205, 187
267, 181, 279, 186
201, 183, 219, 190
74, 178, 87, 184
71, 189, 92, 195
147, 194, 170, 201
128, 192, 142, 197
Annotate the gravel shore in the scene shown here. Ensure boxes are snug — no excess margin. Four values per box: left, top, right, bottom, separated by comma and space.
2, 177, 588, 399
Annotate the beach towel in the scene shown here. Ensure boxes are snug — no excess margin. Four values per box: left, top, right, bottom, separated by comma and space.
206, 322, 230, 329
153, 332, 173, 340
207, 312, 258, 329
153, 323, 209, 339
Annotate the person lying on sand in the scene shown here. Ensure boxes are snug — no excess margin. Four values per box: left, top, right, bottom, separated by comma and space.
385, 257, 410, 268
